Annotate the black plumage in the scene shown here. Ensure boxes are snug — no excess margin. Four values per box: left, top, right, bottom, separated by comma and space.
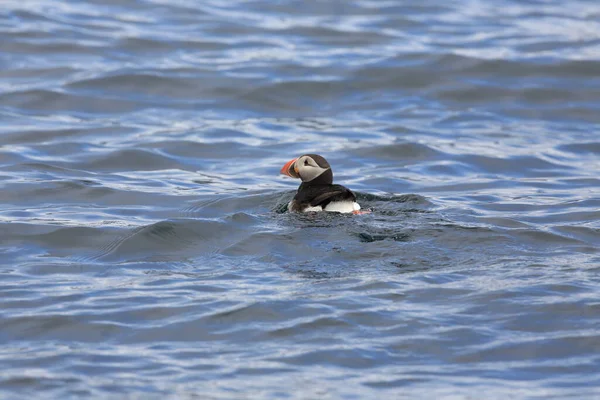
289, 183, 357, 212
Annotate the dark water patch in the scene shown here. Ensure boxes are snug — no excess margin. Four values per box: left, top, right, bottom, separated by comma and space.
475, 217, 533, 229
1, 314, 128, 342
88, 219, 241, 263
66, 73, 220, 101
0, 66, 77, 86
558, 141, 600, 155
139, 140, 250, 160
273, 193, 292, 214
235, 81, 354, 114
0, 39, 105, 57
553, 226, 600, 247
2, 162, 98, 178
356, 232, 410, 243
457, 154, 571, 177
0, 179, 117, 207
0, 127, 134, 146
24, 226, 127, 261
435, 81, 600, 109
222, 231, 295, 259
75, 148, 183, 172
0, 89, 141, 114
0, 126, 135, 146
181, 192, 284, 217
116, 37, 226, 53
350, 142, 444, 163
462, 58, 600, 79
512, 229, 590, 248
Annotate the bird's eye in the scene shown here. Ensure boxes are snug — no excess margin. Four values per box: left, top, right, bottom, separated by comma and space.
304, 159, 309, 166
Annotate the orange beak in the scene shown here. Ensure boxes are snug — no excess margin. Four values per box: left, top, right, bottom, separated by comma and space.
280, 158, 299, 178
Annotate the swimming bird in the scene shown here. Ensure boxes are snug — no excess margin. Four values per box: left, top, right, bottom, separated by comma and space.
280, 154, 362, 213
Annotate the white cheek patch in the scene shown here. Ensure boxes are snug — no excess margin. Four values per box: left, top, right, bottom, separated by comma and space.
298, 164, 328, 182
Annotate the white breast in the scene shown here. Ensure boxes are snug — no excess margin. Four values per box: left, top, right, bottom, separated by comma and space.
323, 201, 361, 213
289, 200, 361, 213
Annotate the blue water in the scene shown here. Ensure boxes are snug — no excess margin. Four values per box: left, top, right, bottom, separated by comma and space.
1, 0, 600, 398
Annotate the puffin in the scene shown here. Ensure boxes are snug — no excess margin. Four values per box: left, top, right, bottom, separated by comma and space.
280, 154, 362, 213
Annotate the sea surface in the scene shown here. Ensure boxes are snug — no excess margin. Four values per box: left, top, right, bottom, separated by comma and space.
1, 0, 600, 398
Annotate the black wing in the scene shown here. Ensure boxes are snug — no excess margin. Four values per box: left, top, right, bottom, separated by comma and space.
294, 184, 356, 209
